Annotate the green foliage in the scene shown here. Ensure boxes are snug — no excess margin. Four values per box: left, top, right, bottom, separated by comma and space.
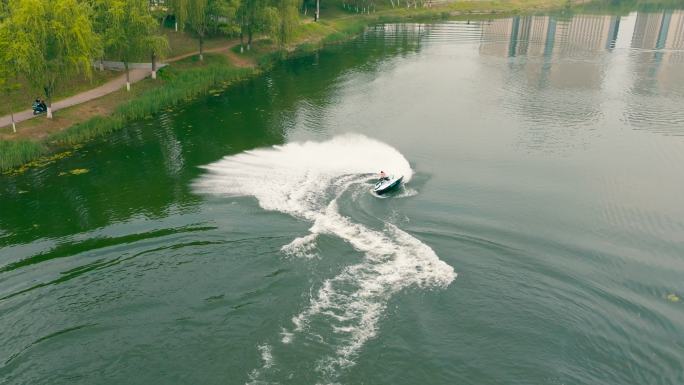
236, 0, 301, 48
168, 0, 190, 29
0, 18, 24, 100
4, 0, 101, 111
186, 0, 210, 40
213, 0, 242, 35
104, 0, 168, 63
0, 0, 9, 20
171, 0, 242, 58
87, 0, 113, 37
0, 5, 32, 81
273, 0, 300, 44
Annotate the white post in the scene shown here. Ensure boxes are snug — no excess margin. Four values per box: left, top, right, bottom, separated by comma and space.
11, 112, 16, 133
151, 70, 157, 79
47, 107, 53, 119
175, 21, 178, 32
125, 62, 131, 91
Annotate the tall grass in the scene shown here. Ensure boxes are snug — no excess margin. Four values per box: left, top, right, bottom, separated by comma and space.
0, 140, 47, 172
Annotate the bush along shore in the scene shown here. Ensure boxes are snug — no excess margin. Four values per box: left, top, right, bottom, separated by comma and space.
0, 0, 581, 173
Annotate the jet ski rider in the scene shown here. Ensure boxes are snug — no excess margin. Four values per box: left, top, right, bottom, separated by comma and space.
379, 171, 389, 181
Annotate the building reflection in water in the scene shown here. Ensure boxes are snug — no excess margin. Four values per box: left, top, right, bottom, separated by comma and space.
630, 11, 684, 91
479, 11, 684, 82
476, 10, 684, 141
627, 11, 684, 133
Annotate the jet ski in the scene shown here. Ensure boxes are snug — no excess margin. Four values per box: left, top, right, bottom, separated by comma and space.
373, 175, 403, 195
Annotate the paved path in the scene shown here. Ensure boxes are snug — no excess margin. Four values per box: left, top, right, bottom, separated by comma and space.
0, 41, 240, 129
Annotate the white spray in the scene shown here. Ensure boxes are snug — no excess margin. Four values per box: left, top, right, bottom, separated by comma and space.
194, 134, 456, 383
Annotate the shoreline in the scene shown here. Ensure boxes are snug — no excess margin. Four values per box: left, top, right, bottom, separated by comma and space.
0, 0, 586, 173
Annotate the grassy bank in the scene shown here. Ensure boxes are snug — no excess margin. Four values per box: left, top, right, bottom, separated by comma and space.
1, 55, 255, 171
0, 0, 581, 172
51, 56, 256, 146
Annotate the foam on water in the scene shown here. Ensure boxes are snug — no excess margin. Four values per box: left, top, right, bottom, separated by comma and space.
290, 202, 455, 379
194, 134, 413, 218
194, 134, 456, 383
246, 344, 275, 385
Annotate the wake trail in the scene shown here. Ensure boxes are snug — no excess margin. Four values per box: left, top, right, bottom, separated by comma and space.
193, 134, 456, 384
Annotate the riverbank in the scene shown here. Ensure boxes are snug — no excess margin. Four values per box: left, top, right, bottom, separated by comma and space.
0, 0, 581, 172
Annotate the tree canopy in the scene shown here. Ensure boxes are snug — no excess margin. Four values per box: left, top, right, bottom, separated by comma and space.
0, 16, 26, 131
5, 0, 101, 117
103, 0, 168, 88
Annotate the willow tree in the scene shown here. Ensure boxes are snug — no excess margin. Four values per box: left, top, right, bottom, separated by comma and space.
211, 0, 241, 36
87, 0, 113, 71
168, 0, 209, 60
186, 0, 210, 61
0, 14, 30, 132
168, 0, 189, 32
7, 0, 100, 118
278, 0, 300, 44
246, 0, 297, 49
149, 33, 169, 80
238, 0, 261, 52
105, 0, 167, 90
259, 0, 299, 46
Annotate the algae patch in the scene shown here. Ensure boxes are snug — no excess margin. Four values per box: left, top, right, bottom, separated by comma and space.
59, 168, 90, 176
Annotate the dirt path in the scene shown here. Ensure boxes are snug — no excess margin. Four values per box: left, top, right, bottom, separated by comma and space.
0, 40, 249, 130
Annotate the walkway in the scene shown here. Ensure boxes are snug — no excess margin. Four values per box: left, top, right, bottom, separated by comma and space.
0, 41, 241, 129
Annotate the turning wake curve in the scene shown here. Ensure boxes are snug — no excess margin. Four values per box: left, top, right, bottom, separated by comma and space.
193, 134, 456, 384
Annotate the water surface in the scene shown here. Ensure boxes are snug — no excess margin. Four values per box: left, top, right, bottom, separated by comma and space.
2, 9, 684, 385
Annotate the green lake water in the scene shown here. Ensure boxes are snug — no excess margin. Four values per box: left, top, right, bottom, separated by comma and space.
2, 9, 684, 385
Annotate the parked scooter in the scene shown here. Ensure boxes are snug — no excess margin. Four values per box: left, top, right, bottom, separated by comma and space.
32, 99, 47, 115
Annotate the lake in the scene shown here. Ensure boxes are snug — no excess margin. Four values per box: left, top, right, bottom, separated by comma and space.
1, 8, 683, 385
